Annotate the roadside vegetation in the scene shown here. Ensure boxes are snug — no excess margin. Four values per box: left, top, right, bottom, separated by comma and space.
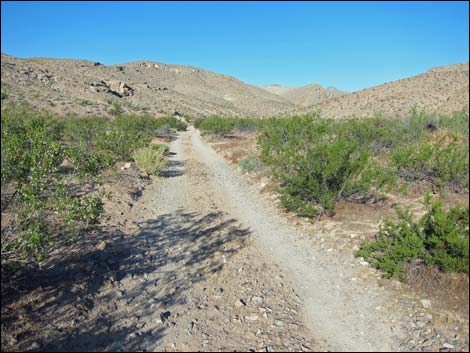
1, 102, 186, 267
356, 196, 469, 281
196, 110, 468, 212
195, 109, 469, 276
133, 144, 169, 176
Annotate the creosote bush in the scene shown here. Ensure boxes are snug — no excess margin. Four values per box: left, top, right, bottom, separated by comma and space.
1, 105, 183, 266
356, 196, 469, 281
195, 110, 468, 217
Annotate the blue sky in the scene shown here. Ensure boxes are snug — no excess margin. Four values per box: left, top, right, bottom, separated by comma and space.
1, 1, 468, 91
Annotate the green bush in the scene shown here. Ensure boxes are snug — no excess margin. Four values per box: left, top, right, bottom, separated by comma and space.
65, 143, 114, 179
1, 108, 105, 264
257, 115, 395, 215
95, 127, 151, 161
150, 143, 170, 155
239, 156, 261, 173
108, 101, 123, 116
392, 138, 469, 189
1, 108, 182, 266
133, 145, 167, 176
194, 111, 468, 217
155, 116, 187, 132
194, 116, 261, 136
420, 199, 469, 273
1, 85, 8, 100
356, 197, 469, 281
63, 115, 109, 146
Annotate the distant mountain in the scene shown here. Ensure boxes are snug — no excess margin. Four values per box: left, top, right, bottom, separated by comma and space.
0, 53, 295, 117
296, 62, 469, 118
262, 83, 347, 107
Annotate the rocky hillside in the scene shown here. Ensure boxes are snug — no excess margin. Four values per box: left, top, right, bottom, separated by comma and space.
297, 62, 469, 118
1, 53, 467, 119
0, 53, 295, 117
262, 84, 347, 107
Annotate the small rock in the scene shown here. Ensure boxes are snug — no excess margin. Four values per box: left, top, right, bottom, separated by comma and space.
252, 296, 263, 305
160, 311, 171, 322
245, 314, 259, 321
416, 321, 426, 329
442, 343, 454, 349
121, 162, 131, 170
274, 320, 285, 326
96, 240, 107, 250
235, 299, 247, 308
423, 313, 433, 322
421, 299, 432, 309
28, 342, 41, 350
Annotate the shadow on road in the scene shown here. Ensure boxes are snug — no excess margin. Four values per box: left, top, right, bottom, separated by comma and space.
1, 210, 250, 351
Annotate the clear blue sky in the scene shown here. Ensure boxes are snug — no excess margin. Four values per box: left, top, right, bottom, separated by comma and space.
1, 1, 469, 91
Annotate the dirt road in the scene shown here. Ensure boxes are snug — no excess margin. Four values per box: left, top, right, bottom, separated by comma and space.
120, 126, 409, 351
4, 126, 416, 352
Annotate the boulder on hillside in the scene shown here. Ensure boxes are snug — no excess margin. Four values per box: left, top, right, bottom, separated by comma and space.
87, 80, 134, 97
118, 82, 134, 97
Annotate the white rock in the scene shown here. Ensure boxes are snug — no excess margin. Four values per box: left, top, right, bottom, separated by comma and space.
245, 314, 259, 321
121, 162, 131, 170
420, 299, 432, 309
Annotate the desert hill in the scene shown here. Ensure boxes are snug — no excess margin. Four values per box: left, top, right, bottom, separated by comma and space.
0, 53, 295, 117
263, 83, 347, 107
1, 54, 468, 119
297, 62, 469, 118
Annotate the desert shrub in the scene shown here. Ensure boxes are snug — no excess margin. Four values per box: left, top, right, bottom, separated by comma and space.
108, 101, 123, 116
158, 124, 172, 135
0, 108, 103, 264
133, 145, 167, 176
64, 143, 114, 178
195, 112, 468, 216
1, 111, 64, 185
194, 116, 260, 136
194, 116, 236, 136
239, 156, 261, 173
1, 85, 8, 100
52, 188, 103, 233
420, 199, 469, 273
1, 108, 176, 266
63, 115, 110, 146
392, 138, 469, 190
356, 197, 469, 281
151, 143, 170, 155
95, 126, 151, 161
155, 116, 187, 131
258, 115, 395, 215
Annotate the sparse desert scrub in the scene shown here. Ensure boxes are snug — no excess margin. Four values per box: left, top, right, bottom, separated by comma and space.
238, 156, 262, 173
